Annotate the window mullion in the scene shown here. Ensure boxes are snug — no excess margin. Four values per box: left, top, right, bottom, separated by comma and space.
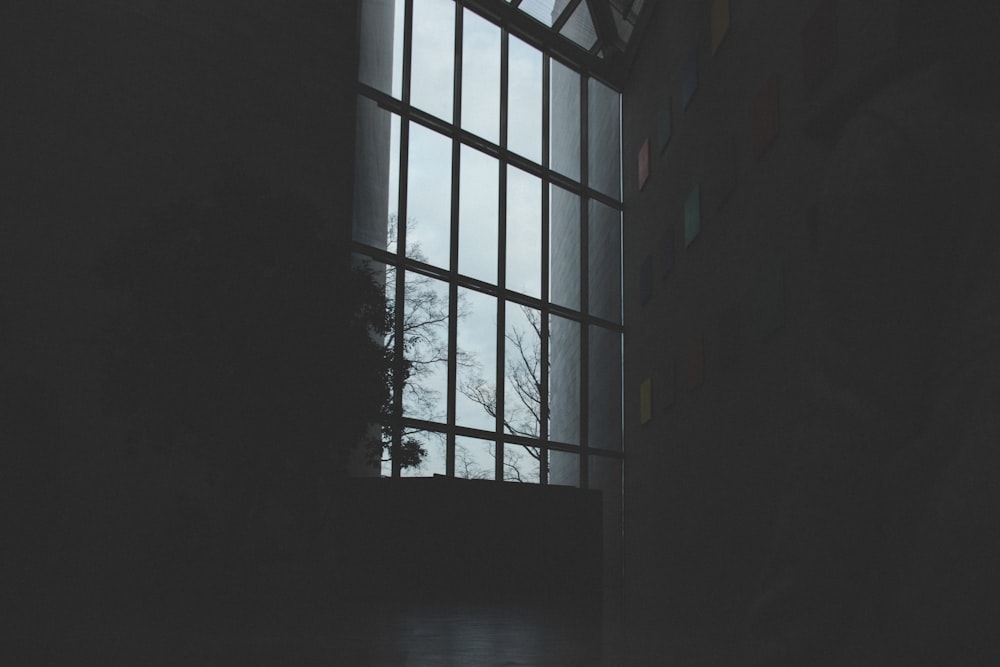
389, 0, 416, 478
496, 25, 510, 482
539, 52, 551, 486
579, 74, 590, 490
446, 1, 464, 478
401, 0, 414, 106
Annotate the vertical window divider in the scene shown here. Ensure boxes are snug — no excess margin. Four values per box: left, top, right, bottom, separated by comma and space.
496, 25, 510, 481
539, 52, 551, 486
391, 0, 415, 478
579, 74, 590, 490
445, 0, 464, 478
401, 0, 414, 107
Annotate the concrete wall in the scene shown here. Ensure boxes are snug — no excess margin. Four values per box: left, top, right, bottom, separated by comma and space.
334, 477, 603, 608
4, 0, 360, 619
620, 1, 903, 662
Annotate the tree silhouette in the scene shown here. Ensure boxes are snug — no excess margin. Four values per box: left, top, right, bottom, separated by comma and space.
380, 214, 473, 475
458, 304, 546, 482
98, 169, 400, 583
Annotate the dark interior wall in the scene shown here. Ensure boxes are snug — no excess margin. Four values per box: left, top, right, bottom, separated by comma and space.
333, 477, 603, 608
3, 0, 359, 607
620, 1, 901, 662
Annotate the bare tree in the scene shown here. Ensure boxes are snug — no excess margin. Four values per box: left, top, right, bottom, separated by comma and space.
459, 304, 547, 482
381, 216, 544, 482
378, 215, 472, 473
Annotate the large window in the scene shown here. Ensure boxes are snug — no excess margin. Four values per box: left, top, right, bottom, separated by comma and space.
354, 0, 622, 489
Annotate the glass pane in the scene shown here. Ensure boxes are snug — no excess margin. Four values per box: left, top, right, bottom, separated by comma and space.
549, 314, 580, 446
406, 123, 452, 269
354, 97, 399, 251
612, 8, 636, 44
588, 198, 621, 323
588, 78, 621, 199
505, 302, 542, 439
588, 324, 622, 452
549, 184, 580, 310
549, 450, 579, 487
518, 0, 558, 27
455, 436, 496, 480
400, 430, 447, 477
459, 145, 498, 283
559, 1, 598, 50
402, 271, 450, 424
461, 9, 501, 144
411, 0, 455, 122
455, 287, 497, 432
506, 165, 541, 298
550, 59, 581, 182
503, 444, 541, 483
507, 35, 543, 164
590, 455, 623, 587
358, 0, 404, 99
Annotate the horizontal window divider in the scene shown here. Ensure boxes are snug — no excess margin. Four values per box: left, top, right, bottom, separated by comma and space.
583, 447, 624, 460
586, 314, 624, 331
399, 417, 450, 436
356, 87, 623, 212
353, 241, 623, 331
349, 241, 397, 266
401, 416, 621, 458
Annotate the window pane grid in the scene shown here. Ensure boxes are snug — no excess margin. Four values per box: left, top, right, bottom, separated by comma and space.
357, 0, 622, 484
357, 81, 622, 210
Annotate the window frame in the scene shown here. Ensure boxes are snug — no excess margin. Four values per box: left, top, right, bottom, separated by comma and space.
354, 0, 624, 487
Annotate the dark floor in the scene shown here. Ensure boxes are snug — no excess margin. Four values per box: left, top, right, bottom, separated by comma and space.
28, 598, 605, 666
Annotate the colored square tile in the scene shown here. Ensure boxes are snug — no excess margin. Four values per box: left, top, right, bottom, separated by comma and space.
684, 185, 701, 247
711, 0, 730, 54
638, 138, 650, 190
682, 48, 698, 110
657, 101, 672, 153
639, 377, 652, 424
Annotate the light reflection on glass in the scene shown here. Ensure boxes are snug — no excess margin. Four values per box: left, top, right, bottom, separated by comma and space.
462, 9, 501, 144
456, 287, 498, 432
507, 35, 543, 164
588, 77, 622, 199
549, 184, 580, 310
550, 58, 581, 182
411, 0, 455, 122
588, 198, 622, 324
548, 313, 580, 446
459, 145, 499, 283
506, 165, 541, 298
406, 123, 452, 269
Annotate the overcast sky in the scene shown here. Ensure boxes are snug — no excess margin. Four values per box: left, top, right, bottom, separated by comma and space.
374, 0, 621, 478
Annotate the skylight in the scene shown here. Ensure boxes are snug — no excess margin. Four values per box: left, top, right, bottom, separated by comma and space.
501, 0, 650, 64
